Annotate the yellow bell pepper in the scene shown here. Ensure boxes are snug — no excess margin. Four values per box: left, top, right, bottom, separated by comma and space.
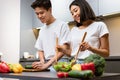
72, 64, 81, 71
12, 64, 23, 73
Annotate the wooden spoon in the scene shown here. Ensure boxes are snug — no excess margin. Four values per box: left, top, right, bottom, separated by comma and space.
55, 37, 59, 64
71, 32, 87, 66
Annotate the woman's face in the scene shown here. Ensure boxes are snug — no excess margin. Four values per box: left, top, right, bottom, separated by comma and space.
70, 5, 80, 23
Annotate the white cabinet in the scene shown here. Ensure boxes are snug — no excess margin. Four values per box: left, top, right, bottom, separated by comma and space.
51, 0, 74, 22
99, 0, 120, 15
87, 0, 120, 16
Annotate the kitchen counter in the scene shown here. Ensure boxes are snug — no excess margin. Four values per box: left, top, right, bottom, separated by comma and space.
0, 72, 120, 80
19, 56, 120, 73
19, 56, 120, 62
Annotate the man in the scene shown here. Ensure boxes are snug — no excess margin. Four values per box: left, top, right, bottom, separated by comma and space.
31, 0, 70, 71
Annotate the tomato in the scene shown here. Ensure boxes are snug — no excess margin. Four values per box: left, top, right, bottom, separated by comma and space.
64, 72, 69, 78
57, 72, 64, 78
57, 72, 68, 78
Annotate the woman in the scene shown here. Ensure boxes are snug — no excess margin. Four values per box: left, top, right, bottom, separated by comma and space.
59, 0, 109, 62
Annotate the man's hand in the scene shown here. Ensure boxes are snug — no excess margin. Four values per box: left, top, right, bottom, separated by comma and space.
32, 61, 49, 71
32, 61, 44, 69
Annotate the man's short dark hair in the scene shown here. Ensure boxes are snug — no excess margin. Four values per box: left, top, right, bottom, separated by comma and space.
31, 0, 51, 11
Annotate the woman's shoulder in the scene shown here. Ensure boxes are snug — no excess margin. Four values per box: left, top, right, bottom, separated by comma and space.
93, 21, 106, 26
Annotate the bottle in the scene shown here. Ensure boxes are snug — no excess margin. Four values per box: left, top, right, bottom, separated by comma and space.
0, 52, 3, 62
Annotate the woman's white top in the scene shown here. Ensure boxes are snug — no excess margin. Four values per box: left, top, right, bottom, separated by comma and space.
70, 21, 109, 59
35, 19, 70, 59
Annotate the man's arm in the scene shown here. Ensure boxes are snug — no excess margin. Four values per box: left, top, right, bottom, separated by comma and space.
38, 50, 45, 63
42, 51, 64, 69
32, 50, 45, 69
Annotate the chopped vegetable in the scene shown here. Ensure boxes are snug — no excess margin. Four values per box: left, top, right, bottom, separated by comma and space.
25, 64, 33, 69
53, 62, 71, 72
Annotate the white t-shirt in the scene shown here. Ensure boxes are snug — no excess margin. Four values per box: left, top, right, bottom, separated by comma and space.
35, 19, 70, 59
70, 21, 109, 59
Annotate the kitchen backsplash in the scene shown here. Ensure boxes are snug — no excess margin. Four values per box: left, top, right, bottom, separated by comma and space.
103, 16, 120, 56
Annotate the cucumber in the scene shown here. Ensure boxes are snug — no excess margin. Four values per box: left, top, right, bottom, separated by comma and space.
68, 70, 93, 79
25, 64, 33, 69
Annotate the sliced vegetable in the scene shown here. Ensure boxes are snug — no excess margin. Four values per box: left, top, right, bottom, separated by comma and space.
25, 64, 33, 69
53, 62, 71, 72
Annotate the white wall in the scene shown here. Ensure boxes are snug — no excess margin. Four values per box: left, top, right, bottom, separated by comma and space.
0, 0, 20, 63
20, 0, 37, 58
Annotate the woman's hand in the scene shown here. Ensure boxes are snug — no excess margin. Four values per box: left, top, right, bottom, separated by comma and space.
80, 42, 92, 51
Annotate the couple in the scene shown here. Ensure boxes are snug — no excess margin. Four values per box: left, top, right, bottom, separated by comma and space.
31, 0, 109, 71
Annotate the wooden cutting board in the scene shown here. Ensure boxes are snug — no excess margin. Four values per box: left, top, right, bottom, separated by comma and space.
23, 69, 50, 72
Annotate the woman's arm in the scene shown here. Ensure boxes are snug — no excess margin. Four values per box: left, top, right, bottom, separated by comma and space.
80, 34, 109, 57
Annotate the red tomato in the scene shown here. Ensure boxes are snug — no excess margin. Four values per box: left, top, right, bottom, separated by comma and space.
63, 72, 68, 78
57, 72, 64, 78
57, 72, 68, 78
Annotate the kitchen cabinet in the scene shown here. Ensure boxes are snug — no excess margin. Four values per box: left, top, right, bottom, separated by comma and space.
87, 0, 120, 16
99, 0, 120, 15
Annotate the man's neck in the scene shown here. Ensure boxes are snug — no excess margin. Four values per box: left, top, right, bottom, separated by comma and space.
46, 16, 56, 25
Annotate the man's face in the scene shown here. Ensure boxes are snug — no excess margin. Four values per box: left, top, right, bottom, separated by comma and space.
34, 7, 51, 23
